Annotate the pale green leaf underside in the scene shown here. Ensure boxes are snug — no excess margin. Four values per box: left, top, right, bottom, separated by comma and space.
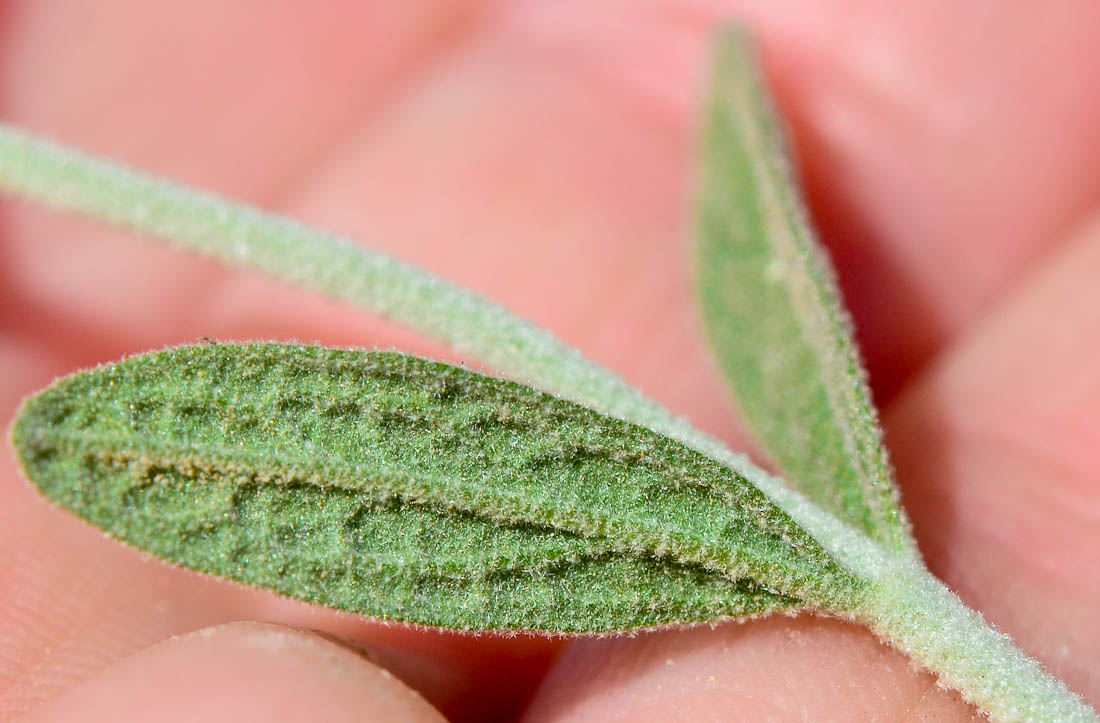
695, 31, 913, 554
12, 344, 863, 632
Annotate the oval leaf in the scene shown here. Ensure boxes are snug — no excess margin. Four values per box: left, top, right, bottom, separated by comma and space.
694, 30, 914, 554
11, 343, 862, 632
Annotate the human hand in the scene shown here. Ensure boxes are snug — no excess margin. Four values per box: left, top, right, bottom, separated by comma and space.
3, 2, 1098, 720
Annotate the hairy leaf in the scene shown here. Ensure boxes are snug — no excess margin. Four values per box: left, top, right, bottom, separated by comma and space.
694, 30, 913, 554
11, 343, 863, 632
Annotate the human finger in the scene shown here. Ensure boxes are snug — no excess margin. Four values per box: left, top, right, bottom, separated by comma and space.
21, 622, 445, 723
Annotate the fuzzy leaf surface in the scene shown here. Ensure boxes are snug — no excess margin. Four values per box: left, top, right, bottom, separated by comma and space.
11, 343, 863, 632
694, 31, 913, 554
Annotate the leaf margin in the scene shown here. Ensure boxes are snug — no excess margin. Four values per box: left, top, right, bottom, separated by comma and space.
10, 342, 866, 633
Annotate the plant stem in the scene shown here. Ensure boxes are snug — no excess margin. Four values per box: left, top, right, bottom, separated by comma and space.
858, 557, 1096, 722
0, 123, 670, 437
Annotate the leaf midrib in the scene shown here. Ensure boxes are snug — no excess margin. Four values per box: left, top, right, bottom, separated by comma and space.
28, 425, 855, 604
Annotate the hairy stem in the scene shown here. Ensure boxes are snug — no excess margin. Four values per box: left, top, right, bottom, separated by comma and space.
860, 559, 1096, 722
0, 124, 662, 434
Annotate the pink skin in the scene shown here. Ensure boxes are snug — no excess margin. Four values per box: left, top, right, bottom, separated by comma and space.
2, 1, 1099, 720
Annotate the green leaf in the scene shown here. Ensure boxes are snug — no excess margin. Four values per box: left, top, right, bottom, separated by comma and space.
694, 30, 914, 554
11, 343, 863, 632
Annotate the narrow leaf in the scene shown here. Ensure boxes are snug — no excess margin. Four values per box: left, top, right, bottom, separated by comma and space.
11, 343, 864, 632
694, 30, 914, 554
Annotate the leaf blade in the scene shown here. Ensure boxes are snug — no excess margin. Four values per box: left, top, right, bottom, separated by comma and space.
694, 30, 914, 554
11, 343, 862, 631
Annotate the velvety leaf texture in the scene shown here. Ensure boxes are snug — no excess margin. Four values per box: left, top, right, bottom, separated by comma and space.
11, 344, 862, 632
694, 31, 914, 554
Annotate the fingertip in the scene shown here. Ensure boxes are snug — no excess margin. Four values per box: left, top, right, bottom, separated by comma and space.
23, 621, 446, 723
